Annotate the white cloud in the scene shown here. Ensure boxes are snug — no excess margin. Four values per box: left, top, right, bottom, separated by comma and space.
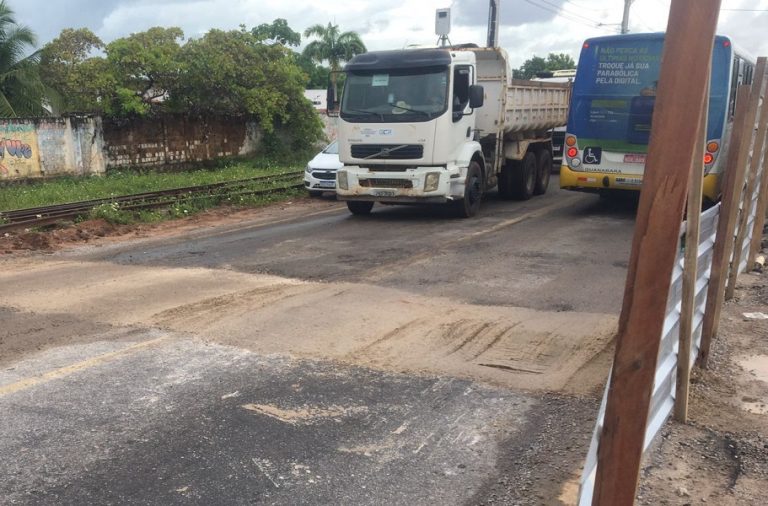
7, 0, 768, 67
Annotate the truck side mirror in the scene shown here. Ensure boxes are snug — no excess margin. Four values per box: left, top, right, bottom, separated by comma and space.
469, 85, 484, 109
326, 84, 337, 115
326, 70, 343, 117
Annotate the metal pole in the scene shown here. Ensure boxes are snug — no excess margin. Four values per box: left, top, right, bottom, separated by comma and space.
621, 0, 635, 34
487, 0, 500, 48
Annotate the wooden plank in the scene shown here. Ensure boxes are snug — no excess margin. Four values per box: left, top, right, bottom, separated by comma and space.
675, 86, 709, 423
698, 85, 754, 367
748, 63, 768, 265
727, 57, 768, 298
592, 1, 721, 504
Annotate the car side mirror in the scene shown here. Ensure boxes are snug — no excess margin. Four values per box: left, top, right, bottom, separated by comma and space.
469, 85, 484, 108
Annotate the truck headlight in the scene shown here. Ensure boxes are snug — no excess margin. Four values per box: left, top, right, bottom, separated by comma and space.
424, 172, 440, 192
305, 164, 312, 173
337, 170, 349, 190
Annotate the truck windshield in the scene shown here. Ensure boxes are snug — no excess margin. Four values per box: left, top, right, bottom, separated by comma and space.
340, 66, 449, 123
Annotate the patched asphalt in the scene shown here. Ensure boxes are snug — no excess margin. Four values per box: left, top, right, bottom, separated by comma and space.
1, 337, 550, 505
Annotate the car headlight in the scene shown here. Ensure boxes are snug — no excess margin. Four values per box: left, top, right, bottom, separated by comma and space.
337, 171, 349, 190
424, 172, 440, 192
305, 164, 312, 173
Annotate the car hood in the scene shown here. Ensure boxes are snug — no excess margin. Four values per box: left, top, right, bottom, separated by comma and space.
309, 153, 343, 170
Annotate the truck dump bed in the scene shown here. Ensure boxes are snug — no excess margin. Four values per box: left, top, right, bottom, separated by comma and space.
469, 48, 570, 138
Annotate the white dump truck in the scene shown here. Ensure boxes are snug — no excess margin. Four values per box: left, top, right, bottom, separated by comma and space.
331, 45, 571, 217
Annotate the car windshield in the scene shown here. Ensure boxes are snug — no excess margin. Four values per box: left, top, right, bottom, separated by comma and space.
340, 66, 449, 123
323, 141, 339, 154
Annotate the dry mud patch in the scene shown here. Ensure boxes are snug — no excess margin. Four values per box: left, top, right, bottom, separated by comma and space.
0, 258, 616, 395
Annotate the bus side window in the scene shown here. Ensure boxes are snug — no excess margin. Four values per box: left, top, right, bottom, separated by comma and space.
728, 56, 742, 119
744, 62, 754, 85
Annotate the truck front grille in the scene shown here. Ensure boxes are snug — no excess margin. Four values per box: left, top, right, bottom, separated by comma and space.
359, 178, 414, 189
351, 144, 424, 160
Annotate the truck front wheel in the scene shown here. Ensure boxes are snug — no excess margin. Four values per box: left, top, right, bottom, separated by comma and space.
346, 201, 374, 215
454, 161, 483, 218
511, 152, 536, 200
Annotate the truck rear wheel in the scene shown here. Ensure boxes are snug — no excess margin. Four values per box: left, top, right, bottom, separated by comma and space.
511, 152, 536, 200
454, 161, 483, 218
534, 150, 552, 195
346, 201, 374, 215
498, 161, 515, 200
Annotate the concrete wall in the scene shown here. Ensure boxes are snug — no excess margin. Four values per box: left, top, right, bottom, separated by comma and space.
0, 111, 329, 179
102, 116, 262, 169
0, 117, 105, 180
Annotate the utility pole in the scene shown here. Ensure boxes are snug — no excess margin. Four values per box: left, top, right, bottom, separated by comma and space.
621, 0, 635, 34
487, 0, 500, 48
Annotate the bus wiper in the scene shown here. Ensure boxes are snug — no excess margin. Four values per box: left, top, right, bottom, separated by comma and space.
344, 107, 384, 121
387, 102, 430, 117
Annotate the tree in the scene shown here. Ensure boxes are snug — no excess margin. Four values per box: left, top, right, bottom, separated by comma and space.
40, 28, 109, 113
294, 53, 329, 89
512, 52, 576, 79
106, 27, 185, 115
170, 29, 322, 152
252, 18, 301, 47
0, 0, 48, 117
546, 53, 575, 71
302, 23, 365, 101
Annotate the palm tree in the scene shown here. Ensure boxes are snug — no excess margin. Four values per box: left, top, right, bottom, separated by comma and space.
302, 23, 366, 103
0, 0, 47, 117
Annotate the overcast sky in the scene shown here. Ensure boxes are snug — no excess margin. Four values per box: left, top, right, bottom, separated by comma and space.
9, 0, 768, 68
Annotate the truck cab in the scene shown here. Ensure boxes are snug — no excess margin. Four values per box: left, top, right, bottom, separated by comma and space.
333, 46, 569, 217
335, 48, 486, 217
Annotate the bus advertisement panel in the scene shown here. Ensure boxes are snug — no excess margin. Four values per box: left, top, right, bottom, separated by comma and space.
560, 34, 738, 202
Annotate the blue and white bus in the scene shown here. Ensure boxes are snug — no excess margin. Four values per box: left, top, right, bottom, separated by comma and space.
560, 33, 754, 203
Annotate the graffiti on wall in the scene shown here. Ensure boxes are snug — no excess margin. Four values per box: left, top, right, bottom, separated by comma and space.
0, 122, 40, 178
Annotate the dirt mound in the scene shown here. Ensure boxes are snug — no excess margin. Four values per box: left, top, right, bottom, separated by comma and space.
0, 197, 339, 255
0, 219, 123, 253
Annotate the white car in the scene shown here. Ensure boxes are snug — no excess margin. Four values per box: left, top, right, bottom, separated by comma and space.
304, 141, 343, 197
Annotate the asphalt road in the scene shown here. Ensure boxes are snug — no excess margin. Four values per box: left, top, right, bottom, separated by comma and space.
0, 179, 636, 505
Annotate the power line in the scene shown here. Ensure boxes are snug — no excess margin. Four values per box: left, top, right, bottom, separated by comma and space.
536, 0, 608, 25
521, 0, 620, 33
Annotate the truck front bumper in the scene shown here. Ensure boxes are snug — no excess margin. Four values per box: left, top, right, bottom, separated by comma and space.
336, 165, 462, 201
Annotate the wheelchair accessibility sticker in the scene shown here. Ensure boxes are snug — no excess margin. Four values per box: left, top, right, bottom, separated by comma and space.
583, 147, 602, 165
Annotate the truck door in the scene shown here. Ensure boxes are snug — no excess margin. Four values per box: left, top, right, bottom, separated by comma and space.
441, 65, 476, 163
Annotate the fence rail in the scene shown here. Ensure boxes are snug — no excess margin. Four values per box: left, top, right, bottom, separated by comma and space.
579, 204, 720, 505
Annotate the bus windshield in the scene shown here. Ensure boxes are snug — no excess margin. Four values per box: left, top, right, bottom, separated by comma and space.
568, 34, 730, 153
340, 66, 449, 123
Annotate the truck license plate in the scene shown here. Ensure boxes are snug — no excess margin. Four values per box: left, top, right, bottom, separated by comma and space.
372, 189, 397, 197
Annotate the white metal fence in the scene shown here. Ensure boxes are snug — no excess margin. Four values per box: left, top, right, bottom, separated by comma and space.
578, 203, 721, 505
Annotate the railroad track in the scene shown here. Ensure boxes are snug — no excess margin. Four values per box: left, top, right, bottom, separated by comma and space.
0, 171, 304, 233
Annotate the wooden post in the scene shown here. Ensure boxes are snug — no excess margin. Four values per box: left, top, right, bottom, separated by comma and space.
727, 57, 768, 297
592, 1, 720, 504
698, 85, 755, 367
748, 63, 768, 265
674, 89, 708, 423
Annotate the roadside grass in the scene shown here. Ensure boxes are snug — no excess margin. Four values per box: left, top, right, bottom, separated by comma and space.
0, 157, 308, 226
